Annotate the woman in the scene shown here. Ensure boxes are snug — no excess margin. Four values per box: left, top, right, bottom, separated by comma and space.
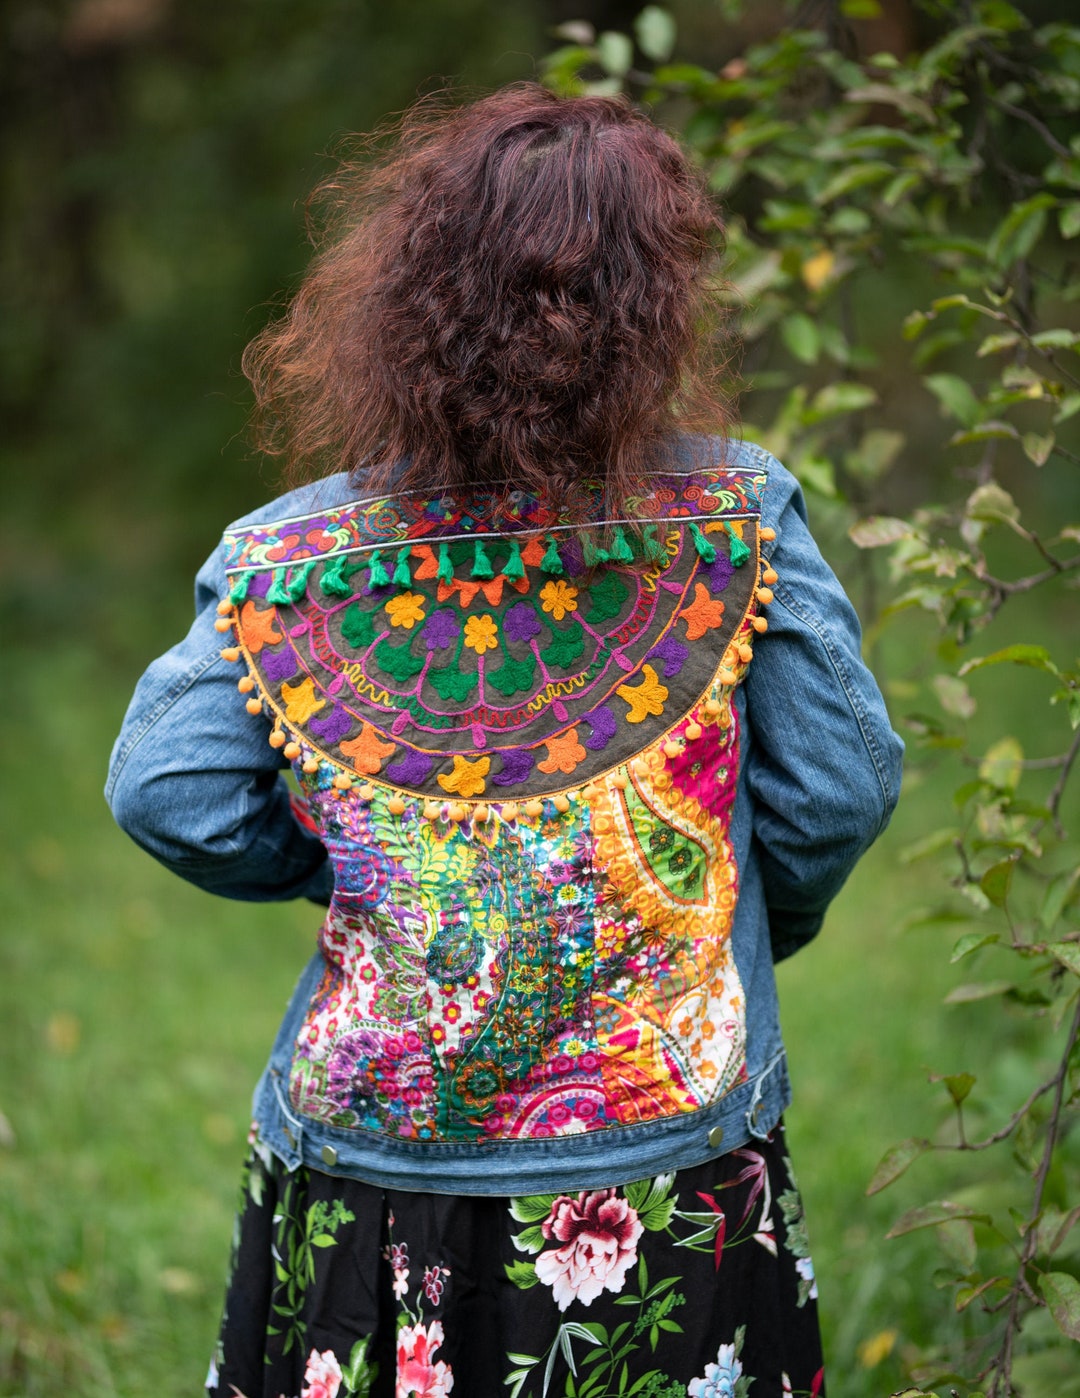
108, 85, 902, 1398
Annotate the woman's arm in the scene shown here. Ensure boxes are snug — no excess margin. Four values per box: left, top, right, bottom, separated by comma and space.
106, 540, 333, 903
743, 453, 904, 961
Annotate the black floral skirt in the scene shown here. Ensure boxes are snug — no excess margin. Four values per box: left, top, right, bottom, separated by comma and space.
207, 1122, 824, 1398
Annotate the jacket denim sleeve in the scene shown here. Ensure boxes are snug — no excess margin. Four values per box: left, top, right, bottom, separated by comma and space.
743, 452, 904, 962
105, 539, 333, 904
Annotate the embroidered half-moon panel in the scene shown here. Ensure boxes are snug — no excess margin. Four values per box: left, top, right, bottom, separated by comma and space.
222, 466, 767, 802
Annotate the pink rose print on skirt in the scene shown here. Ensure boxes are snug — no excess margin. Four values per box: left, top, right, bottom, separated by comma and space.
534, 1187, 644, 1311
301, 1346, 342, 1398
396, 1319, 454, 1397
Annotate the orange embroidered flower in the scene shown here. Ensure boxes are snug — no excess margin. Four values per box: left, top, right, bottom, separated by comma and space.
679, 582, 726, 641
537, 727, 587, 775
463, 614, 499, 654
239, 600, 283, 654
339, 723, 397, 775
384, 592, 426, 629
281, 677, 326, 726
539, 579, 579, 620
437, 754, 490, 798
616, 663, 669, 723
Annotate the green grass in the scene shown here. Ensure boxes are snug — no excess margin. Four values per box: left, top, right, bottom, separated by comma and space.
0, 638, 1069, 1397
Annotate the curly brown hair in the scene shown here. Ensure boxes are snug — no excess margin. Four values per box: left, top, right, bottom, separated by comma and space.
243, 83, 734, 519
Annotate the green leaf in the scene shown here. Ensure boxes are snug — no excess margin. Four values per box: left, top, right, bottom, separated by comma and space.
310, 1233, 337, 1248
987, 193, 1057, 267
1060, 202, 1080, 239
845, 83, 935, 123
866, 1138, 932, 1195
807, 382, 878, 419
844, 428, 904, 480
977, 332, 1021, 356
980, 858, 1016, 906
932, 674, 976, 719
950, 931, 999, 962
849, 515, 910, 548
944, 980, 1013, 1004
966, 482, 1019, 523
634, 6, 676, 62
948, 421, 1019, 446
1030, 328, 1080, 350
886, 1200, 990, 1239
1041, 870, 1080, 932
978, 739, 1023, 793
931, 1071, 976, 1105
509, 1194, 558, 1223
924, 373, 983, 428
780, 313, 820, 365
504, 1259, 540, 1288
1048, 943, 1080, 976
960, 645, 1058, 677
1039, 1271, 1080, 1341
899, 828, 957, 864
596, 30, 633, 76
814, 160, 895, 204
1022, 431, 1055, 465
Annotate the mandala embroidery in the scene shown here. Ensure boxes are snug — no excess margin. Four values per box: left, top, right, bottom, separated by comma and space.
216, 464, 778, 1145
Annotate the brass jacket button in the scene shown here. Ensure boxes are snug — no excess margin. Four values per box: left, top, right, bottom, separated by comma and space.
707, 1125, 724, 1150
321, 1144, 338, 1167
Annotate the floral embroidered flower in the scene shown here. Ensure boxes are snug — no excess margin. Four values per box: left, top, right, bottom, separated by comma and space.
437, 754, 490, 798
540, 579, 579, 621
688, 1342, 744, 1398
616, 663, 669, 723
679, 582, 726, 641
424, 608, 460, 650
385, 592, 427, 629
534, 1188, 644, 1310
397, 1319, 454, 1397
388, 1241, 410, 1298
537, 727, 587, 776
423, 1265, 449, 1304
282, 676, 327, 726
239, 599, 284, 654
301, 1346, 342, 1398
339, 723, 397, 775
463, 613, 498, 653
503, 601, 542, 643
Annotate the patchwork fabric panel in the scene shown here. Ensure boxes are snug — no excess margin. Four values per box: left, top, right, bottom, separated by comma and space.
216, 464, 779, 1145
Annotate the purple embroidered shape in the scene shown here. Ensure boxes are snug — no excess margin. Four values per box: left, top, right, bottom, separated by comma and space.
582, 706, 617, 751
648, 635, 690, 679
262, 646, 300, 683
309, 707, 352, 745
492, 749, 534, 786
385, 748, 435, 787
246, 571, 271, 599
704, 552, 735, 594
424, 609, 460, 650
503, 602, 541, 643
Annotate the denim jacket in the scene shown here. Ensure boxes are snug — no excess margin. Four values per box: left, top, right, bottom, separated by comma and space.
107, 439, 903, 1195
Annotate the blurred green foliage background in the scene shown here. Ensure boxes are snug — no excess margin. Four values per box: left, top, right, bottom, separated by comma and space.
2, 2, 1077, 1396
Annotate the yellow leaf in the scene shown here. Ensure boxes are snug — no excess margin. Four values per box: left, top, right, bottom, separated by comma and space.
801, 249, 836, 292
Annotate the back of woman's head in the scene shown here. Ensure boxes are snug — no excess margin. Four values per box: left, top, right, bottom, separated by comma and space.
244, 83, 732, 514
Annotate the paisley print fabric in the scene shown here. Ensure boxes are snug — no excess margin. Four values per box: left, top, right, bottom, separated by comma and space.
207, 1122, 825, 1398
219, 463, 772, 1150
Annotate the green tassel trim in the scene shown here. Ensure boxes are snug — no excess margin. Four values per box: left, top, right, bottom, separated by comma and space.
368, 549, 390, 589
286, 559, 318, 602
641, 525, 668, 564
582, 536, 611, 567
689, 522, 717, 564
725, 521, 751, 567
228, 571, 252, 604
266, 568, 291, 604
319, 554, 353, 598
503, 539, 525, 582
436, 542, 454, 584
609, 527, 635, 564
541, 535, 564, 576
471, 539, 495, 580
391, 549, 412, 587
